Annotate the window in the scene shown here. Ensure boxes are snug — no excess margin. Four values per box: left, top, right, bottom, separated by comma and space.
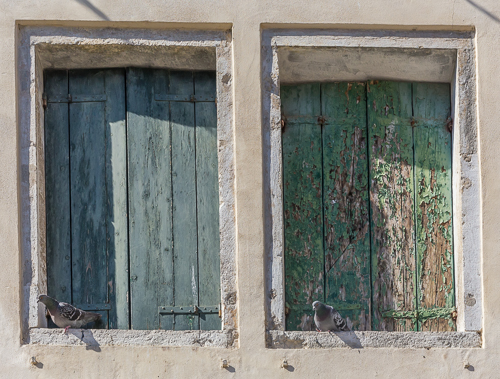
281, 81, 454, 332
44, 68, 221, 330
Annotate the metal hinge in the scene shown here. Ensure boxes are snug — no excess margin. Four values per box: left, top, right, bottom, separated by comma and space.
446, 116, 453, 133
42, 94, 47, 109
381, 307, 456, 322
154, 94, 216, 102
280, 117, 286, 132
158, 305, 220, 315
75, 303, 111, 311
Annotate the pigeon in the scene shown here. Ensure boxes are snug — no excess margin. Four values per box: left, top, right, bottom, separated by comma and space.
312, 301, 350, 332
38, 294, 101, 333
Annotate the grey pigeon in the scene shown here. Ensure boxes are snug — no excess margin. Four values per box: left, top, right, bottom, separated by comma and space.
312, 301, 350, 332
38, 294, 101, 333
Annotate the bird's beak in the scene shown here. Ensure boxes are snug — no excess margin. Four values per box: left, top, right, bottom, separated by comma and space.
37, 299, 40, 303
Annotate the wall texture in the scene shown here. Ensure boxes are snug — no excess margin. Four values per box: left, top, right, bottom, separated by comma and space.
1, 0, 500, 377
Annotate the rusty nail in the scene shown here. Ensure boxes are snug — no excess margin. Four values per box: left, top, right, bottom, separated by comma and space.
221, 359, 229, 369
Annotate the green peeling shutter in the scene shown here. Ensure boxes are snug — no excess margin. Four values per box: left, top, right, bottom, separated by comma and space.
45, 68, 220, 330
282, 81, 455, 332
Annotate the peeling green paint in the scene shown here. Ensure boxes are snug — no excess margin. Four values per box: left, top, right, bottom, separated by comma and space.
413, 82, 455, 331
322, 83, 371, 331
282, 81, 455, 332
368, 81, 417, 332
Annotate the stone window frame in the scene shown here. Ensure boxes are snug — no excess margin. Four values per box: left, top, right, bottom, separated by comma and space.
262, 28, 482, 349
18, 25, 237, 348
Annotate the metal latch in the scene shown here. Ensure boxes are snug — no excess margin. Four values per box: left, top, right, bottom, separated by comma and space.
158, 305, 220, 315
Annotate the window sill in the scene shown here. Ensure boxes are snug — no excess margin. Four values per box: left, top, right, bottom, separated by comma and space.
267, 330, 481, 349
28, 328, 235, 348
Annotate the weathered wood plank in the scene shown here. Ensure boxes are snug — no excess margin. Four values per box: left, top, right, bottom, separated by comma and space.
194, 71, 221, 330
322, 82, 371, 331
367, 81, 416, 331
45, 71, 72, 311
69, 69, 110, 328
103, 70, 128, 329
170, 71, 199, 331
127, 68, 173, 330
413, 82, 455, 331
282, 84, 324, 331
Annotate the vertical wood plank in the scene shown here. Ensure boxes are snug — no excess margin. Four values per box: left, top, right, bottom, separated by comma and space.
45, 70, 72, 310
127, 68, 173, 330
322, 82, 371, 331
170, 71, 199, 331
413, 83, 455, 331
282, 84, 323, 331
367, 81, 416, 331
104, 70, 128, 329
69, 70, 109, 328
194, 72, 221, 330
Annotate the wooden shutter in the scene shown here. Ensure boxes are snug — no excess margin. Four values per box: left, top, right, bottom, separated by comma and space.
413, 83, 454, 331
126, 68, 220, 330
322, 83, 371, 331
368, 81, 417, 331
45, 69, 128, 329
282, 84, 324, 331
45, 68, 220, 331
282, 81, 455, 331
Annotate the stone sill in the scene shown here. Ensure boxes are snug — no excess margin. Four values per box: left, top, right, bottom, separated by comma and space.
28, 328, 235, 348
267, 331, 481, 349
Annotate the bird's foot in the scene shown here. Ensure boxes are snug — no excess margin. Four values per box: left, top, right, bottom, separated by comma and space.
64, 326, 70, 334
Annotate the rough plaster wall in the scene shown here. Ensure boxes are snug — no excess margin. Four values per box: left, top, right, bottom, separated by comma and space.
278, 47, 456, 83
1, 0, 500, 378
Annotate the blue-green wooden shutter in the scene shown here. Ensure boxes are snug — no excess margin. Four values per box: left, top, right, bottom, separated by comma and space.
45, 68, 220, 331
126, 68, 220, 330
45, 69, 128, 329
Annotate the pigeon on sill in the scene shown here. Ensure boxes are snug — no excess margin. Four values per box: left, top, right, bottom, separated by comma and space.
312, 301, 350, 332
38, 294, 101, 333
